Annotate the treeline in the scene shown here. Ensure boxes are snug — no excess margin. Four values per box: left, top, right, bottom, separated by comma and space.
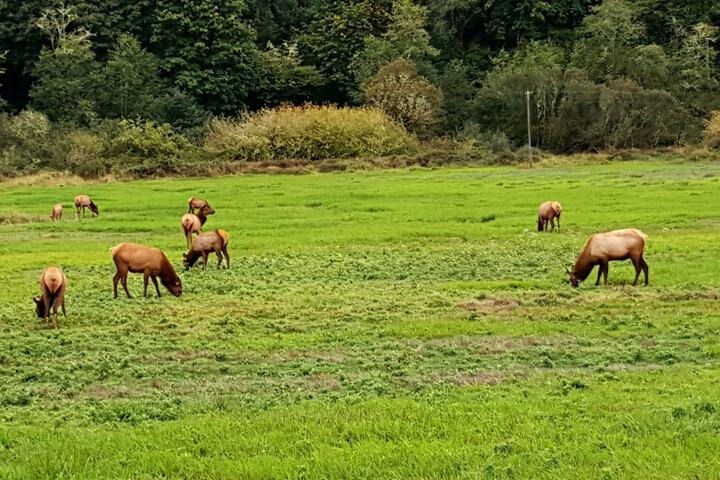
0, 0, 719, 177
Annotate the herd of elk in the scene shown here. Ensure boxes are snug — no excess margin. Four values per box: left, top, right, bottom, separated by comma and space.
31, 192, 655, 328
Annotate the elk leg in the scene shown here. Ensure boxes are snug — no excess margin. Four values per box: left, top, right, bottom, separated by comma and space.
61, 300, 67, 318
121, 273, 131, 298
631, 258, 642, 286
151, 276, 161, 297
603, 263, 609, 285
550, 218, 556, 231
556, 215, 560, 231
641, 257, 649, 286
595, 265, 603, 286
216, 250, 223, 269
202, 252, 209, 270
52, 302, 59, 329
113, 272, 120, 298
223, 247, 230, 269
43, 294, 51, 326
143, 273, 149, 297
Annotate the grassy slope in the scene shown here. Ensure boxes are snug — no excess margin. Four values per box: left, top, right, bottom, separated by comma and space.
0, 160, 719, 478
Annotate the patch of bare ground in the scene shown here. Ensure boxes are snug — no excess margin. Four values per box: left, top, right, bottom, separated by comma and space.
301, 373, 342, 391
457, 297, 519, 314
452, 370, 510, 386
267, 350, 347, 363
658, 290, 720, 301
409, 335, 576, 354
156, 350, 212, 362
604, 363, 663, 372
77, 385, 132, 400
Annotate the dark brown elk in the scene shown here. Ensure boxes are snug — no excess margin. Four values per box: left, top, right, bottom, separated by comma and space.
188, 197, 214, 215
566, 229, 649, 287
50, 203, 62, 221
538, 201, 562, 232
180, 205, 213, 249
34, 267, 67, 328
183, 229, 230, 270
111, 243, 182, 298
75, 195, 99, 218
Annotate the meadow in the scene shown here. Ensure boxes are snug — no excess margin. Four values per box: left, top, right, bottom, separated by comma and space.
0, 159, 719, 478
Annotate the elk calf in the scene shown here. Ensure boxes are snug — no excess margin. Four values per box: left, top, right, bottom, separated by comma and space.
50, 203, 62, 221
34, 267, 67, 328
538, 201, 562, 232
75, 195, 99, 218
180, 205, 214, 249
188, 197, 214, 215
183, 229, 230, 270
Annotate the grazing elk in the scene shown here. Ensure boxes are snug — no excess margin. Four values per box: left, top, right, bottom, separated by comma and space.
34, 267, 67, 328
183, 229, 230, 270
188, 197, 214, 215
180, 205, 214, 249
111, 243, 182, 298
566, 229, 649, 287
50, 203, 62, 221
538, 201, 562, 232
74, 195, 99, 218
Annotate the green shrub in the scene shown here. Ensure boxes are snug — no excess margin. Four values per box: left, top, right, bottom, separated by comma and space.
107, 120, 191, 158
457, 123, 512, 153
62, 130, 107, 178
205, 105, 416, 161
362, 60, 444, 136
98, 120, 193, 177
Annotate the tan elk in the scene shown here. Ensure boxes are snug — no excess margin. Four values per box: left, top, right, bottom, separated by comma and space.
74, 195, 99, 218
183, 229, 230, 270
34, 267, 67, 328
50, 203, 62, 221
566, 229, 649, 287
188, 197, 214, 215
180, 205, 214, 249
111, 243, 182, 298
538, 201, 562, 232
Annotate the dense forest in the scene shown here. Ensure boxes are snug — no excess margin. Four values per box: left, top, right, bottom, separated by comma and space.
0, 0, 719, 176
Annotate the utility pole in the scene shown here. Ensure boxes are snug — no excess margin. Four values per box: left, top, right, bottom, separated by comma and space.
525, 90, 532, 166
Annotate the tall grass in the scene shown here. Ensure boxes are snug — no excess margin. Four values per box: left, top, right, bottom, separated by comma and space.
205, 104, 417, 161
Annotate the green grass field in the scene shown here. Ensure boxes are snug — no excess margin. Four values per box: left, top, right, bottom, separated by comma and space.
1, 160, 719, 478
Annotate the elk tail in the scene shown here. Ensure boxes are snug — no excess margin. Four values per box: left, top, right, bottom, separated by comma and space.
216, 229, 229, 247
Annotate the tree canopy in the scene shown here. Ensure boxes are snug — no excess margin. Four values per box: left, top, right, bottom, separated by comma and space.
0, 0, 718, 152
